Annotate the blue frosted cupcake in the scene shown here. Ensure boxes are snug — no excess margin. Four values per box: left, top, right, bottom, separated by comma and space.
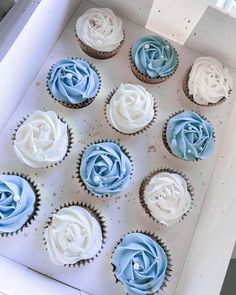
0, 173, 40, 237
112, 232, 171, 295
130, 35, 178, 84
47, 58, 101, 108
163, 111, 215, 161
77, 140, 132, 197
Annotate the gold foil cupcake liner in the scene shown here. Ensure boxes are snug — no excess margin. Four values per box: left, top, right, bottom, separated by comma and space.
0, 172, 41, 237
43, 201, 107, 267
104, 86, 158, 136
76, 139, 133, 198
111, 230, 172, 294
46, 57, 101, 109
139, 167, 194, 225
12, 113, 74, 169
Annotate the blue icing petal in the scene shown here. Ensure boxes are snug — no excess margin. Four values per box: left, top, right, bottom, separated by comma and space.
80, 142, 132, 196
166, 111, 215, 160
0, 175, 36, 233
131, 36, 177, 78
48, 58, 100, 105
112, 233, 167, 295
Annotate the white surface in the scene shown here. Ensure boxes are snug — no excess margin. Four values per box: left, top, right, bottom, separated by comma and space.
0, 1, 236, 295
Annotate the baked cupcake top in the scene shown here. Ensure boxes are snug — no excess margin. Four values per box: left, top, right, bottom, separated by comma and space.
106, 83, 155, 134
112, 233, 167, 295
44, 206, 102, 265
48, 58, 100, 105
14, 111, 68, 168
188, 56, 233, 105
76, 8, 124, 52
80, 142, 132, 196
131, 35, 178, 78
143, 172, 191, 226
0, 175, 36, 233
166, 111, 214, 161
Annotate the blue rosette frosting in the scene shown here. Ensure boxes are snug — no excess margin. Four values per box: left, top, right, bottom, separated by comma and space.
131, 36, 178, 78
112, 233, 168, 295
165, 111, 215, 161
47, 58, 100, 106
79, 141, 132, 196
0, 174, 36, 234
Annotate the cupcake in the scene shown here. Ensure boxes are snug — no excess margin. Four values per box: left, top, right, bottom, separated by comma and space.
105, 83, 157, 135
129, 35, 178, 84
44, 203, 106, 266
0, 173, 40, 236
75, 8, 124, 59
112, 232, 171, 295
78, 141, 132, 197
13, 111, 72, 168
163, 111, 215, 161
47, 58, 101, 108
183, 56, 233, 106
140, 169, 193, 226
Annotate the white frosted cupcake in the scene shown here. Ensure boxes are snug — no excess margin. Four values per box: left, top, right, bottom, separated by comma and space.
13, 111, 72, 168
105, 83, 157, 135
183, 56, 233, 106
75, 8, 124, 59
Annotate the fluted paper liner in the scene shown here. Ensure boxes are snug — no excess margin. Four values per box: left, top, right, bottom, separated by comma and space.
139, 167, 194, 225
43, 201, 107, 267
0, 172, 41, 237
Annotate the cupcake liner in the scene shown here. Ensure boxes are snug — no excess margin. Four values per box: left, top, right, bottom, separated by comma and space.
104, 86, 158, 136
139, 167, 194, 225
76, 139, 133, 197
183, 66, 227, 107
111, 230, 172, 294
75, 27, 125, 60
162, 110, 216, 162
12, 113, 74, 169
129, 44, 179, 84
0, 172, 41, 237
43, 201, 107, 267
47, 57, 101, 109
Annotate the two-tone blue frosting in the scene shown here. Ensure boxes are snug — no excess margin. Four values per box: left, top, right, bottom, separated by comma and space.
80, 142, 132, 196
131, 36, 177, 78
48, 58, 100, 105
0, 175, 36, 233
112, 233, 167, 295
166, 111, 214, 161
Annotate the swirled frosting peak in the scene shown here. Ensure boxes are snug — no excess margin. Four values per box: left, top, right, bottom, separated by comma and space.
106, 83, 155, 134
80, 142, 132, 196
0, 174, 36, 233
131, 36, 178, 78
14, 111, 68, 168
112, 233, 167, 295
144, 172, 191, 226
44, 206, 102, 265
76, 8, 124, 52
48, 58, 100, 105
188, 56, 233, 105
166, 111, 214, 161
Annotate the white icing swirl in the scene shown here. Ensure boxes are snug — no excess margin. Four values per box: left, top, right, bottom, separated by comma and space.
106, 83, 154, 134
14, 111, 68, 168
188, 56, 233, 105
44, 206, 102, 265
144, 172, 191, 226
76, 8, 124, 52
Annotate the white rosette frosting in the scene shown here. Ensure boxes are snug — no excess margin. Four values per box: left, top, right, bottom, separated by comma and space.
188, 56, 233, 105
106, 83, 155, 134
44, 206, 103, 265
144, 172, 191, 226
75, 8, 124, 52
14, 111, 68, 168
